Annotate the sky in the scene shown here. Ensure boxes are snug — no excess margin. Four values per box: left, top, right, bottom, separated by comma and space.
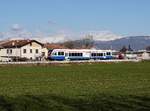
0, 0, 150, 42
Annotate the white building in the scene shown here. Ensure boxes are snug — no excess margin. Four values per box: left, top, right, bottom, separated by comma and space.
0, 40, 48, 61
136, 50, 150, 60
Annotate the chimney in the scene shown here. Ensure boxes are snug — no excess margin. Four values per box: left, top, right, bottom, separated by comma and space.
27, 39, 30, 42
12, 42, 15, 46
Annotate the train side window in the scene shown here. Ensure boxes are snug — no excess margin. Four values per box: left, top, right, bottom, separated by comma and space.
100, 53, 103, 56
106, 52, 111, 55
69, 53, 82, 56
92, 53, 96, 56
72, 53, 74, 56
58, 52, 64, 55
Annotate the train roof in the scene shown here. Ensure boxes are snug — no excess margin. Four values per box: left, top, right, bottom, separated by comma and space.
52, 49, 114, 52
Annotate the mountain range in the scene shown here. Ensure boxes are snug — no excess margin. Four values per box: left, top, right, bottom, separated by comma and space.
94, 36, 150, 51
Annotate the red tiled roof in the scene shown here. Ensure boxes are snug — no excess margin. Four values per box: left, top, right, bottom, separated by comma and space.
44, 43, 66, 49
0, 40, 43, 48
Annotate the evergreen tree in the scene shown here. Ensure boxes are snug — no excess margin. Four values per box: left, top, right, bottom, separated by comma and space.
120, 46, 127, 53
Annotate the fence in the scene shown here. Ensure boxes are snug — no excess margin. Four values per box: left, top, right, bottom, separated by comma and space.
0, 59, 141, 65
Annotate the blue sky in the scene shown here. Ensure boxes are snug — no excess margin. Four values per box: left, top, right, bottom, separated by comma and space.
0, 0, 150, 36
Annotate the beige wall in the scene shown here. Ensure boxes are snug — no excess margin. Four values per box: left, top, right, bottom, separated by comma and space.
0, 48, 21, 57
21, 42, 43, 60
0, 41, 47, 61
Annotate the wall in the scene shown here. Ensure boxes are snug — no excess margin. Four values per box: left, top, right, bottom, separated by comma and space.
0, 48, 21, 57
20, 42, 43, 60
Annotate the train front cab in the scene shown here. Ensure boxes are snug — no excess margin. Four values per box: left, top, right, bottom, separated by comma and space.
50, 51, 66, 61
105, 52, 113, 59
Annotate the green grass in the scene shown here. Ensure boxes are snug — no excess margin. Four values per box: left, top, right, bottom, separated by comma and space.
0, 61, 150, 111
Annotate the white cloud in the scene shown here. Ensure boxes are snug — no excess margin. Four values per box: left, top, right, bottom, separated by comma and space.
0, 24, 123, 43
33, 34, 68, 43
11, 24, 23, 31
35, 31, 123, 43
81, 31, 122, 41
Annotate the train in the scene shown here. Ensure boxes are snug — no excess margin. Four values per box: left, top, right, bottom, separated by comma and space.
48, 49, 114, 61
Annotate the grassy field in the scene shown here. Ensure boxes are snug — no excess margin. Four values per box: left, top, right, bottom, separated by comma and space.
0, 61, 150, 111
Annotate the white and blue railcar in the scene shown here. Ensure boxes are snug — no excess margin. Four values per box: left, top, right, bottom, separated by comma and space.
90, 50, 113, 60
67, 49, 91, 60
49, 49, 113, 61
49, 49, 91, 60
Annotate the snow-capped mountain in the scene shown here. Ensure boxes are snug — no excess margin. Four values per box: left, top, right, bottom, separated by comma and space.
94, 36, 150, 50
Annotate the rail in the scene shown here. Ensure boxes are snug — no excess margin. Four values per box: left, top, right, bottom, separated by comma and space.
0, 59, 142, 65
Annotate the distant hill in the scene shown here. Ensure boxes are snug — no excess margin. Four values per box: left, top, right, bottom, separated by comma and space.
94, 36, 150, 51
1, 36, 149, 51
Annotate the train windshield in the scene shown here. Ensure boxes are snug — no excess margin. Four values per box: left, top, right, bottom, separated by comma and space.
52, 52, 57, 56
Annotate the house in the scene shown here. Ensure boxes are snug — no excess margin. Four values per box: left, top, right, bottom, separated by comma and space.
133, 50, 150, 60
0, 39, 48, 61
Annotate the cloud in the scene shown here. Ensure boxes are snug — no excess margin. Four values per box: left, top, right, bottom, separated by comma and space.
47, 20, 57, 26
11, 24, 23, 31
33, 35, 67, 43
0, 24, 123, 43
34, 30, 122, 43
81, 31, 122, 41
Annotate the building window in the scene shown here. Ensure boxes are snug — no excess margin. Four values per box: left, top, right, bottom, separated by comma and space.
7, 49, 9, 54
36, 57, 39, 61
35, 49, 38, 54
10, 49, 12, 54
23, 49, 26, 54
6, 49, 12, 54
42, 52, 45, 56
30, 49, 32, 53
